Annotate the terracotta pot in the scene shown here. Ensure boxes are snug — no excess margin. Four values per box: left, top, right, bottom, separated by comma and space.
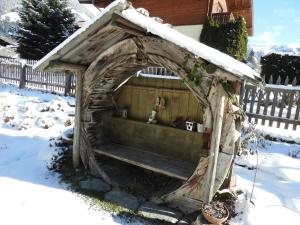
201, 203, 229, 225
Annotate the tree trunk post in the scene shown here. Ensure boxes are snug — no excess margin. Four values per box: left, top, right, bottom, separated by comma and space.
19, 64, 26, 89
73, 70, 84, 168
64, 71, 72, 96
207, 85, 225, 202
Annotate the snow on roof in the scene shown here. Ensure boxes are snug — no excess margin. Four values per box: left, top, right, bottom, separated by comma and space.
121, 8, 260, 81
34, 0, 260, 82
34, 0, 128, 71
81, 4, 101, 17
0, 35, 17, 46
71, 9, 91, 22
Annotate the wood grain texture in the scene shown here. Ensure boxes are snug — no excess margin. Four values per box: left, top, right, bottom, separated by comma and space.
94, 143, 196, 180
103, 117, 207, 162
115, 76, 204, 125
77, 36, 238, 213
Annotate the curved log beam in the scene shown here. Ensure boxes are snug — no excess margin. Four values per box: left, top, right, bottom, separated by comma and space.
78, 36, 238, 213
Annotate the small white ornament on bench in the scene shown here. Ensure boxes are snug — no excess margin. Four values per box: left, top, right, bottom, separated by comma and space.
121, 109, 128, 119
197, 123, 204, 133
147, 110, 157, 124
186, 121, 195, 131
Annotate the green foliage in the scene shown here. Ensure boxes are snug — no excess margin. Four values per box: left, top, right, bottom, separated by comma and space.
200, 16, 248, 62
17, 0, 76, 59
261, 53, 300, 85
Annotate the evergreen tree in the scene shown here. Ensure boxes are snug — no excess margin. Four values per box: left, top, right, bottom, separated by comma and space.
17, 0, 76, 59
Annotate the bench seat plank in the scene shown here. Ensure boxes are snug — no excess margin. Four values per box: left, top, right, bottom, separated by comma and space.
94, 143, 197, 180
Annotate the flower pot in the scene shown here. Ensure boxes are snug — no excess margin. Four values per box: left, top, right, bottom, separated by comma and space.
201, 202, 229, 225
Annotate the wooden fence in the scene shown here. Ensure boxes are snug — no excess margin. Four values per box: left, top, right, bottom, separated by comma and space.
241, 84, 300, 130
0, 57, 76, 96
1, 58, 299, 130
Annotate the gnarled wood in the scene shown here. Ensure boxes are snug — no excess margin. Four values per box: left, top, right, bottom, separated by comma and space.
73, 36, 239, 213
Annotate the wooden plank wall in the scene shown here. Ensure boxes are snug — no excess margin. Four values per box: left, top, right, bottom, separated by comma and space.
114, 76, 203, 126
104, 117, 206, 163
242, 84, 300, 130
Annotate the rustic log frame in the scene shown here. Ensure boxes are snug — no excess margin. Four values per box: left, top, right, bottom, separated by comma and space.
72, 35, 240, 213
31, 0, 260, 213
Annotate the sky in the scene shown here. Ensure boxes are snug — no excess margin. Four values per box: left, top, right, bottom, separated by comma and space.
249, 0, 300, 45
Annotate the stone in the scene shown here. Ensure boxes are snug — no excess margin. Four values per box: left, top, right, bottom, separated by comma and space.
177, 217, 191, 225
79, 178, 111, 192
138, 202, 183, 224
104, 190, 140, 211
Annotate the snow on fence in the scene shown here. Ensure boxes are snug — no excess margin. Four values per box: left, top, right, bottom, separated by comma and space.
0, 57, 76, 96
241, 84, 300, 130
138, 66, 180, 79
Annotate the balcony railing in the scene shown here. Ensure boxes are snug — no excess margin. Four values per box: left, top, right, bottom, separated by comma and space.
211, 12, 235, 24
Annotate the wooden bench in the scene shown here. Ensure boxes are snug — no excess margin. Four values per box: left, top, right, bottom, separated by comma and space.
93, 117, 208, 180
94, 143, 195, 180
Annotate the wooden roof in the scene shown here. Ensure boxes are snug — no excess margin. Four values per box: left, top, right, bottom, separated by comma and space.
34, 0, 259, 82
0, 35, 17, 46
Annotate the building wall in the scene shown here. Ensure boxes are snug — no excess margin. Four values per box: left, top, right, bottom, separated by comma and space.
174, 24, 203, 41
94, 0, 210, 25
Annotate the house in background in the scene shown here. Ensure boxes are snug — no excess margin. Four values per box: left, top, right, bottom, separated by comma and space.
79, 0, 253, 40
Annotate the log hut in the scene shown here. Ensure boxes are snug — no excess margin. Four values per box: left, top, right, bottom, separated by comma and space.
34, 0, 260, 213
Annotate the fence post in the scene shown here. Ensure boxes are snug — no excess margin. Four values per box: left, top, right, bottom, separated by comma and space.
19, 64, 26, 89
64, 71, 72, 96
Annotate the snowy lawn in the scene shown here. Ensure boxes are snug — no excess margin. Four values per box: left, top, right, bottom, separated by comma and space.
231, 140, 300, 224
0, 84, 155, 225
0, 83, 300, 225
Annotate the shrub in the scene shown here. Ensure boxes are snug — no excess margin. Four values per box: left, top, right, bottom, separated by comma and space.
200, 16, 248, 62
16, 0, 76, 60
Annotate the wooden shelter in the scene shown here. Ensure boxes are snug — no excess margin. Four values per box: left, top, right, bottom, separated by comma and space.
34, 0, 260, 213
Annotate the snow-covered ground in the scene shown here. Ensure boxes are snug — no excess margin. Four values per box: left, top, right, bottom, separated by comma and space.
0, 83, 299, 225
231, 138, 300, 224
0, 84, 147, 225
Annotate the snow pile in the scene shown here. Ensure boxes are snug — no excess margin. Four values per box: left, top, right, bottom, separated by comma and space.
231, 140, 300, 225
0, 84, 146, 225
0, 11, 20, 23
0, 85, 74, 131
81, 4, 101, 17
253, 124, 300, 144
